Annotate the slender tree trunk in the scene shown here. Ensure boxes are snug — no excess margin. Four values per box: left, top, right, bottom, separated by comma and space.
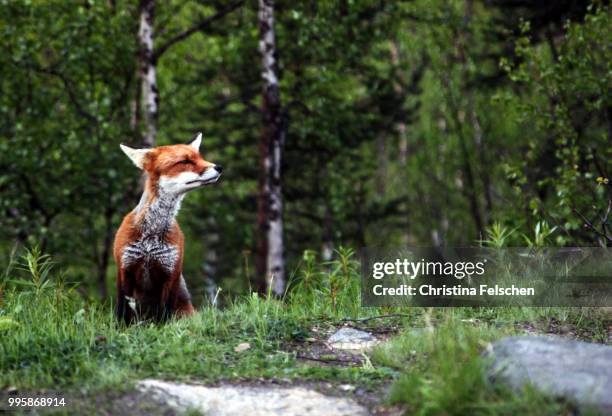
256, 0, 286, 296
390, 41, 408, 164
454, 105, 484, 236
203, 217, 220, 304
138, 0, 157, 147
390, 40, 410, 244
375, 136, 387, 196
470, 101, 493, 222
440, 0, 484, 237
97, 207, 114, 300
321, 202, 334, 261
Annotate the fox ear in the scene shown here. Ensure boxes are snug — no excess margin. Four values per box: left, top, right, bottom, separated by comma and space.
120, 144, 151, 169
189, 133, 202, 152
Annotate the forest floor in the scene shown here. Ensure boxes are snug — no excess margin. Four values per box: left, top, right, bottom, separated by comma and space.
1, 297, 610, 415
1, 251, 611, 415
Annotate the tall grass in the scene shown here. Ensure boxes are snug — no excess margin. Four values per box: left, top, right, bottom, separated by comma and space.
287, 247, 361, 319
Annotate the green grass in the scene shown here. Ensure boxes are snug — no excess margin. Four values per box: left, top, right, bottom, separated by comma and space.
0, 247, 609, 415
0, 247, 392, 392
371, 309, 579, 415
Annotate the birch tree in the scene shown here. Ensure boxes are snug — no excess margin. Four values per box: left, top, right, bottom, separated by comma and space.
257, 0, 286, 295
138, 0, 157, 147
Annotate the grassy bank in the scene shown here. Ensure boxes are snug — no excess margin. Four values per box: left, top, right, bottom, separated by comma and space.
0, 248, 609, 415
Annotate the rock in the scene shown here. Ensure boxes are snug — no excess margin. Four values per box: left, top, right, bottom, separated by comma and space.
327, 328, 378, 352
486, 336, 612, 414
234, 342, 251, 353
138, 379, 368, 416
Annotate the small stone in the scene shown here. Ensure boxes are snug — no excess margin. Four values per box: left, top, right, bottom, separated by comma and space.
234, 342, 251, 353
328, 328, 378, 352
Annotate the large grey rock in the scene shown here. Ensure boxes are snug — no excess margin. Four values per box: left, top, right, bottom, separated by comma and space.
327, 328, 378, 352
138, 379, 368, 416
486, 336, 612, 414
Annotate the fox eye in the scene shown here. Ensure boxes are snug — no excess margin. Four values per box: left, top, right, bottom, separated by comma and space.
178, 159, 194, 165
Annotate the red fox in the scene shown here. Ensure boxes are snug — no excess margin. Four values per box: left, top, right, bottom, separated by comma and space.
113, 133, 222, 323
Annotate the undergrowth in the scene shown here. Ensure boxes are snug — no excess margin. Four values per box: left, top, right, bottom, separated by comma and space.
0, 246, 609, 416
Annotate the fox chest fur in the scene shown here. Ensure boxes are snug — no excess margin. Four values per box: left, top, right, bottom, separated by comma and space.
121, 236, 179, 285
116, 190, 184, 292
120, 193, 182, 282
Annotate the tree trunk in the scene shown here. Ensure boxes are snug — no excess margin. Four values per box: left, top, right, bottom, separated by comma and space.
138, 0, 157, 147
470, 101, 493, 222
442, 0, 484, 237
375, 136, 387, 196
390, 40, 410, 244
256, 0, 286, 296
321, 201, 334, 261
203, 217, 220, 304
97, 207, 114, 300
389, 41, 407, 161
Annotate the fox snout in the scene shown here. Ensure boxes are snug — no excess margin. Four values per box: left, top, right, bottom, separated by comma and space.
195, 164, 223, 185
181, 163, 222, 190
201, 164, 223, 176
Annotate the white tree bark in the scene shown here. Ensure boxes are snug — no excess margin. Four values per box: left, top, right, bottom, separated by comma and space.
138, 0, 157, 147
321, 201, 334, 261
267, 142, 285, 295
257, 0, 285, 295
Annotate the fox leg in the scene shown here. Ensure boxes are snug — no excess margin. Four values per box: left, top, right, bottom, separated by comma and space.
115, 269, 135, 324
171, 275, 195, 318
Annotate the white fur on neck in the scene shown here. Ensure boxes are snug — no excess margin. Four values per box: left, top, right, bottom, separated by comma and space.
136, 188, 184, 237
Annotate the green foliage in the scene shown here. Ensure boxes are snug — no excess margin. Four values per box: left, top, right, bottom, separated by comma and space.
0, 0, 610, 300
14, 246, 56, 293
288, 247, 361, 319
522, 221, 558, 248
479, 223, 520, 248
501, 4, 611, 245
480, 221, 558, 248
0, 0, 138, 295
